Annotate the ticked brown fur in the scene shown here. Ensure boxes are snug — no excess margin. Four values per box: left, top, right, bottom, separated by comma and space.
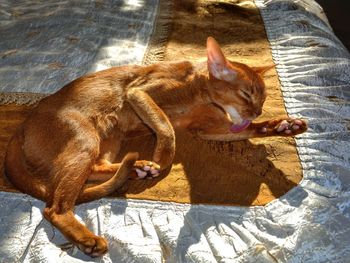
5, 37, 307, 257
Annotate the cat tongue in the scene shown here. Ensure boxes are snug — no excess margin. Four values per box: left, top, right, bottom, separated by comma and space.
230, 119, 251, 133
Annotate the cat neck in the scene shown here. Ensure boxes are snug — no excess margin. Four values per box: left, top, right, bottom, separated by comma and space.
144, 61, 212, 106
150, 61, 217, 129
184, 62, 212, 104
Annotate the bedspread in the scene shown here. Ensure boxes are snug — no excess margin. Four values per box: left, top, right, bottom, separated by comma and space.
0, 0, 349, 262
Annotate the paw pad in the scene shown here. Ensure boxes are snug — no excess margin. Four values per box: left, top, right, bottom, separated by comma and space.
134, 161, 160, 179
275, 119, 303, 134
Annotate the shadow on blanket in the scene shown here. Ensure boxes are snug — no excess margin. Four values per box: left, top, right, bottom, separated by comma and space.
115, 130, 300, 206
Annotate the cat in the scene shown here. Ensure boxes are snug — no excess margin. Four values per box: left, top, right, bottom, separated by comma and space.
5, 37, 307, 257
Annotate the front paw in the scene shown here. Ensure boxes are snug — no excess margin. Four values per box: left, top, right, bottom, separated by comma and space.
259, 118, 307, 136
132, 160, 161, 179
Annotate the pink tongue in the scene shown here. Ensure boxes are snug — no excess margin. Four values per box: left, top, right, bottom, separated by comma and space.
230, 119, 251, 133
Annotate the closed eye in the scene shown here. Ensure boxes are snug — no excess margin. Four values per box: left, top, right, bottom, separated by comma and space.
239, 89, 251, 101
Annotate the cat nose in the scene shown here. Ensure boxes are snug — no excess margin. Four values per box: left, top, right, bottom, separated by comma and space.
255, 109, 262, 116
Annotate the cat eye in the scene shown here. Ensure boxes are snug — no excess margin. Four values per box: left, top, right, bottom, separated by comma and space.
240, 90, 251, 101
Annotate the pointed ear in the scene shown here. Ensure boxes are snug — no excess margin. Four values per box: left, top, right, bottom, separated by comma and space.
252, 64, 275, 75
207, 37, 237, 81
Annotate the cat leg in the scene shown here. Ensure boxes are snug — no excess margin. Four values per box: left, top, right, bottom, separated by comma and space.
91, 119, 161, 180
196, 117, 307, 141
186, 104, 255, 141
250, 117, 307, 137
44, 209, 107, 257
77, 152, 138, 204
186, 104, 307, 140
89, 159, 161, 182
127, 89, 175, 169
43, 142, 108, 257
91, 128, 160, 180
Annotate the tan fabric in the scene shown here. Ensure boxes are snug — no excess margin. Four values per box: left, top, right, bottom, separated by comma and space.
0, 0, 303, 206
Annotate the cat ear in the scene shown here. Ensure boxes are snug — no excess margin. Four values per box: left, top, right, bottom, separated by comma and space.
207, 37, 237, 82
252, 64, 275, 75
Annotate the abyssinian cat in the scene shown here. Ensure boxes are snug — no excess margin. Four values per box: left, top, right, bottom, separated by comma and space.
5, 37, 307, 257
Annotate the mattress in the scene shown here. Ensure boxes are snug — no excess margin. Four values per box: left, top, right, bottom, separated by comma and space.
0, 0, 349, 262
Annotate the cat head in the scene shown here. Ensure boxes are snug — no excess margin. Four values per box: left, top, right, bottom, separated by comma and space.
206, 37, 273, 131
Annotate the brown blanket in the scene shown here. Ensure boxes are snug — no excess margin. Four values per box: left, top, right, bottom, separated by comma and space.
0, 0, 302, 206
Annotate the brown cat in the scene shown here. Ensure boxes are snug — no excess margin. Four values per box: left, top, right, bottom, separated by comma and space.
4, 37, 307, 257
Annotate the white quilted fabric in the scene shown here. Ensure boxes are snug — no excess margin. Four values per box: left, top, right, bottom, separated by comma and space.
0, 0, 159, 94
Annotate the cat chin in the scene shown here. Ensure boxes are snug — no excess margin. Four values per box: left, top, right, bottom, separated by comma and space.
229, 119, 251, 133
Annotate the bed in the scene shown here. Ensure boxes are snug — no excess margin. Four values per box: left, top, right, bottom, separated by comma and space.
0, 0, 349, 262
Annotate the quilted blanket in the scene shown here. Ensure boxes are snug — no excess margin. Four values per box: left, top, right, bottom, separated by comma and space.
0, 0, 169, 102
0, 0, 349, 262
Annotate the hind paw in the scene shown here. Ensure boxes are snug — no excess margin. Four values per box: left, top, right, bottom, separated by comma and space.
76, 235, 108, 257
132, 160, 161, 179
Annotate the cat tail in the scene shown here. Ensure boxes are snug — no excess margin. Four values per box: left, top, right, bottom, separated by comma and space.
76, 152, 138, 204
5, 128, 48, 201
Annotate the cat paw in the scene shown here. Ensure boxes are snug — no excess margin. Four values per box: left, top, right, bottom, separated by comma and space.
133, 160, 161, 179
259, 118, 307, 136
77, 235, 108, 257
275, 118, 307, 135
